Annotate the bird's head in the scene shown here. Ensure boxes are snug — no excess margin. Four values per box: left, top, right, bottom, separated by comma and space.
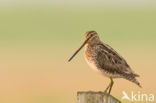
68, 30, 99, 62
85, 31, 99, 43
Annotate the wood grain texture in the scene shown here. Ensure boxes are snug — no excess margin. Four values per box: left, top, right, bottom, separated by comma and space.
77, 91, 121, 103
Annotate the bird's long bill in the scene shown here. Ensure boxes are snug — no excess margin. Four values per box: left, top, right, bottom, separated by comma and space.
68, 37, 91, 62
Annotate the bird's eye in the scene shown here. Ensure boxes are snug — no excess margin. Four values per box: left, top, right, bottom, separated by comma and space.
90, 33, 94, 37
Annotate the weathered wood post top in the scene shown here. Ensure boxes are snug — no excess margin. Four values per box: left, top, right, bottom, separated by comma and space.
77, 91, 121, 103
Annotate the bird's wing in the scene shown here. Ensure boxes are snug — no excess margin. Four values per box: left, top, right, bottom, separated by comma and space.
95, 43, 139, 77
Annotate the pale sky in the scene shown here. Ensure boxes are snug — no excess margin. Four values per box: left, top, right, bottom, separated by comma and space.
0, 0, 156, 6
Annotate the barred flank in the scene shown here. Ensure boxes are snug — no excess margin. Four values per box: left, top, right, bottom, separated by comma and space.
126, 76, 142, 88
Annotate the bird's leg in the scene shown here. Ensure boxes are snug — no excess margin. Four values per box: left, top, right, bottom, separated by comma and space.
108, 78, 114, 94
104, 80, 111, 93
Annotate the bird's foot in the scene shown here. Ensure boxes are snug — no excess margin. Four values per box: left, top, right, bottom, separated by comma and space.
104, 87, 110, 94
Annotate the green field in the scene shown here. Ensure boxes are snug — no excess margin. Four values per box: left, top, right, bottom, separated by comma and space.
0, 5, 156, 44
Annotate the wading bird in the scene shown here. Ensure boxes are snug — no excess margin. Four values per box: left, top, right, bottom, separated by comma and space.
68, 31, 141, 94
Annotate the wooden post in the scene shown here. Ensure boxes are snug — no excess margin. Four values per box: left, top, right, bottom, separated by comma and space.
77, 91, 121, 103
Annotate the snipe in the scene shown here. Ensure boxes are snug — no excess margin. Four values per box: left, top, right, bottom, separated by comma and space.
68, 31, 141, 94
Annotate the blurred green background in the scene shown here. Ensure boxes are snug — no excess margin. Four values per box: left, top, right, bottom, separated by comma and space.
0, 0, 156, 103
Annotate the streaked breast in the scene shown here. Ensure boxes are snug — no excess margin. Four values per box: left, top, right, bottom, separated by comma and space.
84, 44, 100, 73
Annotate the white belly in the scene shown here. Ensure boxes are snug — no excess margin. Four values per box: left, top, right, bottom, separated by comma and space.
84, 56, 121, 78
85, 57, 100, 73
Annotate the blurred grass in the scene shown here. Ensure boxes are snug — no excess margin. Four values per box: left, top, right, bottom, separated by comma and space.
0, 6, 156, 45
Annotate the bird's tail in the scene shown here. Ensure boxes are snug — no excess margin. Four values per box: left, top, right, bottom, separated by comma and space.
126, 76, 142, 88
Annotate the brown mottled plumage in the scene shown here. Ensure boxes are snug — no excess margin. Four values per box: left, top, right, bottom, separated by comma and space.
68, 31, 141, 94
